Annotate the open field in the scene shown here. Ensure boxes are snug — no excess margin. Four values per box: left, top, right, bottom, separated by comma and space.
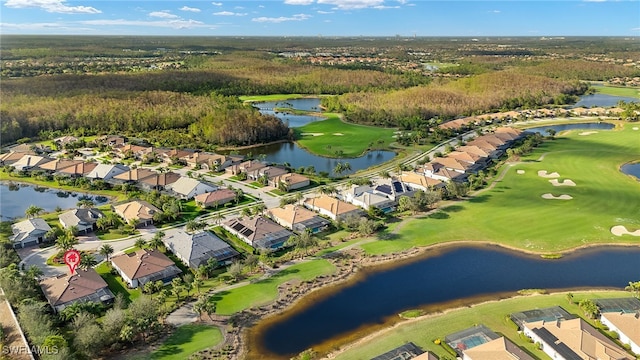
332, 290, 633, 360
149, 325, 223, 360
362, 121, 640, 255
295, 113, 398, 157
212, 259, 336, 315
594, 85, 640, 98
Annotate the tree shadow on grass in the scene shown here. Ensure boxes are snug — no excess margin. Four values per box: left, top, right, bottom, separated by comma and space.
442, 205, 464, 213
467, 194, 491, 203
427, 211, 450, 220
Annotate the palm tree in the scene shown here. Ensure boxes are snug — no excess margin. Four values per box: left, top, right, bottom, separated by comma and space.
241, 207, 252, 218
134, 238, 147, 250
25, 205, 44, 218
99, 244, 114, 261
148, 231, 165, 250
55, 233, 78, 252
286, 231, 318, 256
76, 199, 95, 208
234, 189, 244, 204
79, 253, 98, 270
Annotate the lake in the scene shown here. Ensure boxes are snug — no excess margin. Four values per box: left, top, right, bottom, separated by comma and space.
0, 183, 109, 220
573, 93, 638, 108
621, 162, 640, 181
255, 245, 640, 357
252, 98, 324, 128
523, 122, 614, 135
232, 142, 395, 177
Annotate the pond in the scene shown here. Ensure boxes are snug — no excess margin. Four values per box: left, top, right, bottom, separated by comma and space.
523, 122, 614, 135
0, 183, 109, 220
255, 245, 640, 357
621, 162, 640, 181
252, 98, 325, 128
573, 93, 638, 108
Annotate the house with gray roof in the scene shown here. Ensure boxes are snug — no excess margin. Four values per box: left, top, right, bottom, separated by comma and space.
163, 230, 239, 269
58, 208, 105, 234
168, 177, 217, 200
223, 216, 293, 250
85, 163, 130, 180
10, 218, 52, 248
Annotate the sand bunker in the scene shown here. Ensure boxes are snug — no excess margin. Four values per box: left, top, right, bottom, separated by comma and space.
333, 133, 344, 136
516, 170, 525, 174
633, 127, 639, 131
611, 225, 640, 237
301, 133, 324, 136
549, 179, 576, 186
538, 170, 560, 178
541, 193, 573, 200
579, 131, 598, 136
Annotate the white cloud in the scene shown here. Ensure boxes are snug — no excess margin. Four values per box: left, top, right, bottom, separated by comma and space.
317, 0, 384, 10
583, 0, 607, 2
488, 10, 500, 13
373, 5, 399, 9
213, 11, 247, 16
284, 0, 314, 5
252, 13, 311, 23
631, 27, 640, 31
180, 6, 201, 12
149, 11, 179, 19
317, 10, 334, 14
211, 1, 222, 5
4, 0, 101, 14
80, 18, 206, 29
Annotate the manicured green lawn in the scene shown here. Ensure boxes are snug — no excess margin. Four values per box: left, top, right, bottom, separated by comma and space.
150, 324, 223, 360
333, 290, 632, 360
362, 121, 640, 255
95, 262, 141, 303
296, 113, 398, 157
594, 85, 640, 98
212, 259, 336, 315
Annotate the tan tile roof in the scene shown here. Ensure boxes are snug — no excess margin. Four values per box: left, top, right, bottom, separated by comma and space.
430, 157, 472, 171
40, 268, 109, 306
475, 134, 507, 147
495, 127, 523, 136
0, 152, 29, 164
268, 204, 318, 226
38, 159, 83, 171
458, 145, 492, 157
447, 151, 484, 164
273, 173, 310, 186
466, 139, 498, 152
58, 162, 98, 176
111, 249, 176, 281
195, 189, 236, 206
113, 200, 160, 222
138, 172, 181, 186
113, 168, 157, 181
303, 194, 360, 216
399, 172, 444, 188
601, 312, 640, 348
463, 337, 535, 360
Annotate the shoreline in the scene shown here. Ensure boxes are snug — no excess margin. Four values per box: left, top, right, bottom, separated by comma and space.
230, 240, 640, 360
0, 178, 119, 202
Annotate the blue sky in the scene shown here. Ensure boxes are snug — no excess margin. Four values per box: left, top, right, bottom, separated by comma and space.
1, 0, 639, 36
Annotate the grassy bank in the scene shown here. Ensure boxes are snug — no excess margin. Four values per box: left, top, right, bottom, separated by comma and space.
362, 121, 640, 255
149, 325, 223, 360
333, 290, 633, 360
0, 172, 128, 201
295, 113, 397, 157
594, 85, 640, 98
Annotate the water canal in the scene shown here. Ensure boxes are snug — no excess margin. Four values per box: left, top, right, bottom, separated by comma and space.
254, 245, 640, 357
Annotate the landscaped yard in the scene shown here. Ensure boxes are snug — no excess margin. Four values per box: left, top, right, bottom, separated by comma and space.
96, 262, 141, 303
362, 121, 640, 255
333, 290, 633, 360
296, 113, 397, 157
212, 259, 336, 315
150, 324, 223, 360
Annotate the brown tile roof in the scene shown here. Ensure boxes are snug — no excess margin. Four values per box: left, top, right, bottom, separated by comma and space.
303, 194, 360, 216
430, 157, 473, 171
462, 337, 535, 360
447, 151, 484, 164
113, 168, 157, 181
495, 127, 523, 136
194, 189, 236, 206
111, 249, 176, 281
40, 268, 110, 306
268, 204, 318, 226
38, 159, 83, 171
58, 162, 98, 176
457, 145, 492, 158
273, 173, 309, 186
113, 200, 160, 222
138, 171, 181, 187
475, 134, 507, 147
466, 139, 498, 152
399, 172, 444, 188
0, 152, 29, 164
116, 144, 148, 154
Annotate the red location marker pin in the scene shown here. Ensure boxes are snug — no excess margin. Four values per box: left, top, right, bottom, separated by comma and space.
63, 249, 81, 275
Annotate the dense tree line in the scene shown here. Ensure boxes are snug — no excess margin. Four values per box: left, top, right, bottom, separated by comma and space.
513, 59, 640, 81
322, 71, 588, 128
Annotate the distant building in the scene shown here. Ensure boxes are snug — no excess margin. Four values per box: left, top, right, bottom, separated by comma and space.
10, 218, 52, 248
163, 230, 239, 269
40, 268, 114, 313
110, 249, 182, 288
195, 189, 237, 208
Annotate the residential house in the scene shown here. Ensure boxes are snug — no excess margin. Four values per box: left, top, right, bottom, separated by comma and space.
595, 298, 640, 355
465, 139, 501, 159
523, 318, 632, 360
53, 136, 78, 148
10, 218, 52, 248
111, 168, 157, 185
194, 189, 237, 208
457, 145, 492, 159
371, 343, 433, 360
110, 249, 182, 288
303, 195, 363, 222
113, 200, 161, 227
168, 177, 217, 200
12, 155, 51, 171
114, 144, 148, 159
225, 160, 266, 176
58, 208, 104, 234
341, 185, 396, 213
85, 164, 130, 181
510, 306, 575, 329
445, 325, 501, 357
373, 178, 417, 201
447, 151, 488, 168
40, 268, 114, 313
160, 148, 194, 165
253, 166, 288, 181
9, 143, 51, 154
267, 204, 330, 233
182, 152, 232, 171
58, 162, 98, 177
420, 162, 466, 182
222, 216, 293, 250
399, 173, 444, 191
430, 157, 478, 174
0, 152, 29, 166
137, 171, 180, 191
462, 337, 535, 360
34, 159, 83, 173
163, 230, 239, 269
269, 173, 310, 191
98, 135, 126, 147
